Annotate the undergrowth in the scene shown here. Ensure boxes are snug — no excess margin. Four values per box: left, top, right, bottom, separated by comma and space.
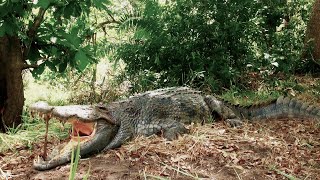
0, 111, 70, 153
221, 74, 320, 105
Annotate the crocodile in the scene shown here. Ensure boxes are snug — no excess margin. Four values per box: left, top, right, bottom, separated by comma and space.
30, 87, 320, 170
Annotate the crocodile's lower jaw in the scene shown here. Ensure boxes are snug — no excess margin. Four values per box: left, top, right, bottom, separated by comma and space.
51, 118, 99, 156
34, 119, 98, 166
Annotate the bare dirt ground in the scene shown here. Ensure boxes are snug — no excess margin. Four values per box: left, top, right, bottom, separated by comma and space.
1, 120, 320, 180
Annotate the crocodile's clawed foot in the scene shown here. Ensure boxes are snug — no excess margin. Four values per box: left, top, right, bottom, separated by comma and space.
34, 155, 44, 164
33, 155, 52, 171
226, 118, 243, 127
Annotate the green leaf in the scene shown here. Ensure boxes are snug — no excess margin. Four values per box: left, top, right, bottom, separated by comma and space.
63, 2, 82, 18
0, 21, 14, 36
27, 46, 40, 63
0, 2, 11, 18
93, 0, 110, 10
51, 46, 58, 55
61, 31, 81, 49
32, 63, 45, 77
0, 22, 5, 37
45, 61, 57, 72
35, 0, 51, 9
154, 55, 160, 65
74, 50, 90, 71
59, 61, 68, 73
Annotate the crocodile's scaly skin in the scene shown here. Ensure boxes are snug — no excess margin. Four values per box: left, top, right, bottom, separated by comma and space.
31, 87, 320, 170
103, 87, 212, 150
100, 87, 320, 151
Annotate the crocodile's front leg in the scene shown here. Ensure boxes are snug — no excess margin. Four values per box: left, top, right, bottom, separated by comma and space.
136, 119, 189, 140
103, 118, 189, 151
160, 120, 189, 140
103, 119, 134, 150
204, 95, 243, 127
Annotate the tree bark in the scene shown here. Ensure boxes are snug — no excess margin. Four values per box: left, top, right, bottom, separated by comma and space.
305, 0, 320, 61
0, 36, 25, 132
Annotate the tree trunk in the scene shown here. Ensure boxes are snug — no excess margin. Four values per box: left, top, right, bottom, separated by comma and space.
0, 36, 25, 132
305, 0, 320, 61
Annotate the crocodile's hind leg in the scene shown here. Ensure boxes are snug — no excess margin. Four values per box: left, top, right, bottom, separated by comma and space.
204, 95, 243, 127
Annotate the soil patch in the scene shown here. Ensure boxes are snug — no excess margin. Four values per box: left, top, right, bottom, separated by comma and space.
1, 120, 320, 180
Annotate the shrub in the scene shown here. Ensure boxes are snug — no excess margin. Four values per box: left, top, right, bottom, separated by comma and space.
114, 0, 313, 93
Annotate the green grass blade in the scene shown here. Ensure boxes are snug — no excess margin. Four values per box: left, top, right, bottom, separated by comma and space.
69, 136, 81, 180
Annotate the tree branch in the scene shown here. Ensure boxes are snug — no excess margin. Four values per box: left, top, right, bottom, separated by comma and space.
27, 8, 47, 38
96, 18, 120, 36
96, 12, 120, 29
22, 63, 39, 70
107, 12, 118, 23
97, 19, 121, 28
24, 8, 48, 60
309, 50, 320, 67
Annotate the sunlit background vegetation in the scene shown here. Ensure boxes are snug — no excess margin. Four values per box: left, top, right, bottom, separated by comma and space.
22, 0, 320, 104
12, 0, 320, 152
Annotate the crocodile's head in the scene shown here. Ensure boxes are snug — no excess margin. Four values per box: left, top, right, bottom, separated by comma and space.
29, 101, 118, 171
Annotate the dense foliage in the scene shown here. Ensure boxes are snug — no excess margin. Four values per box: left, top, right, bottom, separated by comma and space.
114, 0, 314, 92
0, 0, 113, 129
0, 0, 109, 76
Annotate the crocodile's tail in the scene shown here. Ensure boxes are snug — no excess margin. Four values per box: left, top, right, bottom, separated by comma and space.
233, 96, 320, 121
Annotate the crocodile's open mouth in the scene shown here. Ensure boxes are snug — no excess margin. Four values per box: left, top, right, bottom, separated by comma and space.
30, 102, 118, 170
33, 117, 118, 171
69, 118, 96, 140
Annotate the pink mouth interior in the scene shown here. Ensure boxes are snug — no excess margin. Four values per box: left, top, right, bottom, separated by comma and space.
71, 120, 94, 137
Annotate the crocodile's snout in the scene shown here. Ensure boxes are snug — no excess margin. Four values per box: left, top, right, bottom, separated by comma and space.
33, 119, 118, 171
29, 102, 118, 171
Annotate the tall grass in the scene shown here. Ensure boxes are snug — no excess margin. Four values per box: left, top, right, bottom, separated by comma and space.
0, 111, 70, 153
68, 133, 91, 180
69, 138, 81, 180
